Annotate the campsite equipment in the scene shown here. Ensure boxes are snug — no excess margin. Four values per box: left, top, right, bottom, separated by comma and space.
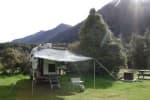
30, 44, 92, 94
123, 70, 134, 80
30, 43, 117, 95
71, 77, 85, 92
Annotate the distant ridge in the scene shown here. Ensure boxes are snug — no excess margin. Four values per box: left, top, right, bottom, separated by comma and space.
48, 23, 82, 43
13, 23, 71, 43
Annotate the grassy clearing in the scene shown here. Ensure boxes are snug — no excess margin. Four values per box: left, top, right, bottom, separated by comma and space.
0, 75, 150, 100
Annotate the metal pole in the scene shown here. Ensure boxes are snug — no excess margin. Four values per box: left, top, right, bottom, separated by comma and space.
32, 69, 34, 96
94, 60, 95, 88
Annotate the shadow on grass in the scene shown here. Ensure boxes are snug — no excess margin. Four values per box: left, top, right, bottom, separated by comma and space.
0, 75, 80, 100
0, 75, 115, 100
82, 75, 115, 89
0, 85, 16, 100
15, 78, 79, 100
66, 74, 114, 89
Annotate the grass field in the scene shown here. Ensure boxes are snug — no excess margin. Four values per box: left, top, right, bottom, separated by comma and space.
0, 75, 150, 100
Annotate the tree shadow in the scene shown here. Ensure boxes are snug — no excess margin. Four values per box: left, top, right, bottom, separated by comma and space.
82, 75, 115, 89
0, 84, 16, 100
15, 78, 79, 100
0, 75, 115, 100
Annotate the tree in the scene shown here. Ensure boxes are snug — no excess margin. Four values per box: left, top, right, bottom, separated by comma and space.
1, 48, 30, 74
76, 8, 127, 76
144, 29, 150, 68
1, 48, 21, 74
128, 29, 150, 69
0, 43, 34, 74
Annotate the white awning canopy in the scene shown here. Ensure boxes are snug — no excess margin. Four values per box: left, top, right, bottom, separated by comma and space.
33, 48, 92, 62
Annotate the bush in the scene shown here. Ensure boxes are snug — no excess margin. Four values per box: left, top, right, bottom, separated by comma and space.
0, 43, 35, 75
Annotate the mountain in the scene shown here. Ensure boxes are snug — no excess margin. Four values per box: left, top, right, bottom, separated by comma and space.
13, 0, 150, 43
49, 0, 150, 43
98, 0, 150, 39
48, 23, 82, 43
13, 23, 71, 43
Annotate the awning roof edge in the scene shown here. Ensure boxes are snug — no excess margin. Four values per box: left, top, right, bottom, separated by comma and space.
33, 48, 92, 62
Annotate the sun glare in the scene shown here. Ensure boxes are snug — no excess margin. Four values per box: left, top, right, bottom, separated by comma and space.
134, 0, 140, 3
134, 0, 147, 3
135, 0, 138, 2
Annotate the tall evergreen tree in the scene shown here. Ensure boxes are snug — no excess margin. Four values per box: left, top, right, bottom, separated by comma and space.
79, 8, 112, 57
78, 8, 127, 75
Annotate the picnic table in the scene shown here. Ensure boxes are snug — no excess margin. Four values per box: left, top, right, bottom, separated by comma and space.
137, 70, 150, 79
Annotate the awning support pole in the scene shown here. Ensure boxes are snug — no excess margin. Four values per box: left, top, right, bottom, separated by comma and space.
94, 60, 95, 88
32, 69, 34, 96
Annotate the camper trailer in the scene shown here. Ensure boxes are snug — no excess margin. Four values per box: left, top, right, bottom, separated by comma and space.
30, 43, 92, 89
30, 44, 63, 88
32, 58, 57, 79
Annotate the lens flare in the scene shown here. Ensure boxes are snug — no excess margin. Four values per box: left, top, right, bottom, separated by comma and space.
134, 0, 147, 3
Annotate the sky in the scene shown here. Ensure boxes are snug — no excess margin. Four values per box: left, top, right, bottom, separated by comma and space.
0, 0, 112, 43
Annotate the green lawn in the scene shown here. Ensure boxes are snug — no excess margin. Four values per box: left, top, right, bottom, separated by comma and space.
0, 75, 150, 100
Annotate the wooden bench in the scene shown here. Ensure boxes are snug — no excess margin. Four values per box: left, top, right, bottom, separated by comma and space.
137, 70, 150, 79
